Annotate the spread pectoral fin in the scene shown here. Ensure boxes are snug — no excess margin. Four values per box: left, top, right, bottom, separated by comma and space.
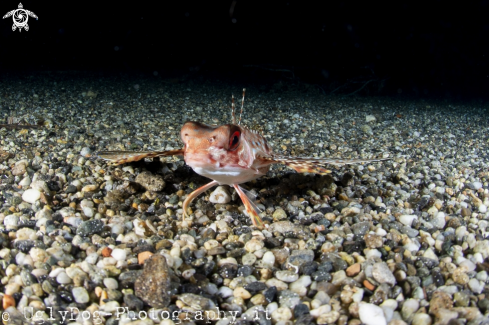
261, 155, 390, 175
97, 149, 184, 165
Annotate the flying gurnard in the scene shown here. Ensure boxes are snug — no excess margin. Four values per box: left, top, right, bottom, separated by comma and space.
98, 89, 389, 229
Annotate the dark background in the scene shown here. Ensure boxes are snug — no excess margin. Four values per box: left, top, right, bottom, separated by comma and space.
2, 0, 489, 99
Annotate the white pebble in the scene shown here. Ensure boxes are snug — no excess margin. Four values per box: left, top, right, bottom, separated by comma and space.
56, 271, 71, 284
310, 304, 332, 317
479, 205, 487, 213
209, 186, 231, 204
110, 248, 127, 261
265, 278, 288, 290
432, 212, 446, 229
359, 302, 387, 325
412, 313, 432, 325
218, 286, 234, 298
275, 270, 299, 282
401, 298, 419, 320
19, 176, 31, 186
365, 115, 376, 122
477, 271, 488, 282
72, 287, 89, 303
468, 278, 483, 294
262, 251, 275, 266
471, 182, 483, 190
399, 215, 417, 227
458, 259, 476, 272
22, 189, 41, 204
423, 248, 439, 261
289, 275, 311, 295
3, 215, 19, 228
103, 277, 119, 290
242, 253, 257, 266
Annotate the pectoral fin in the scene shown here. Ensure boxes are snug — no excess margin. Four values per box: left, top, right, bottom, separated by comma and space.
97, 149, 184, 165
261, 155, 390, 175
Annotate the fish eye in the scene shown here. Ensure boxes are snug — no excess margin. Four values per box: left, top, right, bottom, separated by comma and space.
229, 131, 240, 150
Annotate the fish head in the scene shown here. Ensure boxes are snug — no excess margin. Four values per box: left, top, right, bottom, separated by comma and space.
180, 121, 273, 184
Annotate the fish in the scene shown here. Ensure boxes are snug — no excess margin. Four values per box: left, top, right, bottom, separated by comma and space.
97, 89, 389, 229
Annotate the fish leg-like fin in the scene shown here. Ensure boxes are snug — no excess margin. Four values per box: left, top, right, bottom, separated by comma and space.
260, 155, 390, 175
233, 184, 265, 229
182, 181, 218, 219
97, 149, 184, 165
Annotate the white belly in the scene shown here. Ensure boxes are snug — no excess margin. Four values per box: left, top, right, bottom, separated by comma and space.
192, 166, 263, 185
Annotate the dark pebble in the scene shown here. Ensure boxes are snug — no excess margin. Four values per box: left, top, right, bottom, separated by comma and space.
219, 264, 238, 279
343, 240, 366, 254
58, 290, 73, 303
311, 270, 332, 282
417, 267, 430, 277
319, 206, 333, 214
432, 270, 444, 287
293, 303, 310, 318
318, 261, 333, 273
370, 283, 389, 305
118, 270, 143, 288
237, 265, 253, 277
320, 254, 347, 271
317, 218, 331, 228
406, 276, 421, 288
264, 237, 282, 248
300, 261, 318, 275
226, 248, 246, 258
76, 219, 105, 237
264, 286, 277, 303
211, 273, 223, 285
417, 257, 439, 269
181, 247, 193, 264
65, 185, 77, 193
244, 281, 267, 294
133, 244, 156, 255
180, 283, 202, 294
224, 242, 244, 250
199, 260, 216, 276
351, 221, 370, 236
14, 240, 41, 253
478, 299, 489, 313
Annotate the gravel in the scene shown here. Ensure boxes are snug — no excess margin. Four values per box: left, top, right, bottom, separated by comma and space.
0, 72, 488, 324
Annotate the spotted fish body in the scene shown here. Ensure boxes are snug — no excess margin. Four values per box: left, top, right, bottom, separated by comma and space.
98, 89, 389, 229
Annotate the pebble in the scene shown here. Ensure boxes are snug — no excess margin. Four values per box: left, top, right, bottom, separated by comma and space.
135, 254, 171, 308
135, 171, 165, 191
77, 219, 105, 236
468, 278, 483, 294
22, 188, 41, 204
72, 287, 90, 303
111, 248, 127, 261
209, 186, 231, 204
372, 262, 396, 286
359, 302, 387, 325
399, 214, 417, 227
275, 270, 299, 282
271, 307, 292, 322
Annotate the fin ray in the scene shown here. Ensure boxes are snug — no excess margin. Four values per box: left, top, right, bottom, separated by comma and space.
97, 149, 184, 165
261, 155, 389, 175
